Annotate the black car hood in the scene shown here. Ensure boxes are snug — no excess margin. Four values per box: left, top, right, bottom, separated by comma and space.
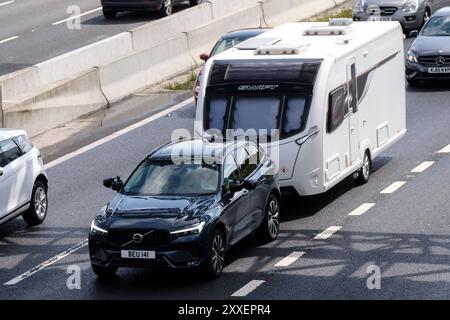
104, 194, 216, 230
411, 36, 450, 55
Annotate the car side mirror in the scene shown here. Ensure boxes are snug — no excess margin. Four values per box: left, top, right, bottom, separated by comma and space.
103, 177, 123, 191
199, 53, 209, 62
409, 30, 419, 38
0, 167, 3, 177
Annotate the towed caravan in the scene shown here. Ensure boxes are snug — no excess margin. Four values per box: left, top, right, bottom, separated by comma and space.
195, 19, 406, 196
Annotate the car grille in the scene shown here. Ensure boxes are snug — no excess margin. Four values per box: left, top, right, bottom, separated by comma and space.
108, 229, 170, 247
367, 6, 397, 16
418, 56, 450, 67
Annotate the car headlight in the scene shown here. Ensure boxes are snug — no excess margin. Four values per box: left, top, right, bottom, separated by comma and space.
353, 0, 365, 13
403, 0, 418, 13
406, 50, 418, 63
90, 220, 108, 235
170, 221, 206, 236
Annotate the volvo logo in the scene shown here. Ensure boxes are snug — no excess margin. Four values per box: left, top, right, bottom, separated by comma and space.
436, 56, 446, 67
132, 233, 144, 244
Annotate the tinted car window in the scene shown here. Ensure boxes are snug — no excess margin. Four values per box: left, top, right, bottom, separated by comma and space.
421, 16, 450, 36
13, 135, 33, 154
243, 144, 262, 177
0, 139, 22, 167
223, 154, 240, 182
327, 86, 347, 133
122, 161, 219, 196
206, 98, 228, 133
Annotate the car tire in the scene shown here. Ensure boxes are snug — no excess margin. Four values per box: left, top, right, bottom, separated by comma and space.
256, 194, 280, 242
189, 0, 203, 6
23, 181, 48, 226
407, 78, 419, 87
354, 150, 371, 185
103, 8, 117, 19
159, 0, 173, 17
203, 228, 226, 279
91, 263, 118, 278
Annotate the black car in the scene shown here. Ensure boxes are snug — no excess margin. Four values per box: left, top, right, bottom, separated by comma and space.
101, 0, 204, 19
406, 7, 450, 85
89, 139, 280, 278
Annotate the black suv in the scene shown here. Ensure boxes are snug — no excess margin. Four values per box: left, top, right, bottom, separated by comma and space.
101, 0, 204, 19
89, 139, 280, 279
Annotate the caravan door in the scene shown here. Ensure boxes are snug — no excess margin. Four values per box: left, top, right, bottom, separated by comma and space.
346, 58, 360, 166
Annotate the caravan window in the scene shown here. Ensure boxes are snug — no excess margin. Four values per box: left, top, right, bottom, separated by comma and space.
205, 98, 228, 133
231, 97, 280, 134
283, 97, 307, 136
327, 86, 347, 133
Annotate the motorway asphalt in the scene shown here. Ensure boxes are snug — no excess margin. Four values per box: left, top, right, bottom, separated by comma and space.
1, 69, 450, 298
0, 0, 191, 75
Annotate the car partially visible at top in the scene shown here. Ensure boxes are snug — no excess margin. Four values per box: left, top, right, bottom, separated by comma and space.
352, 0, 450, 34
406, 7, 450, 85
101, 0, 204, 19
194, 28, 270, 103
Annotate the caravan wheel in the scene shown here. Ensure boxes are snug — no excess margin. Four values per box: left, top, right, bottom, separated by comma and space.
355, 151, 371, 185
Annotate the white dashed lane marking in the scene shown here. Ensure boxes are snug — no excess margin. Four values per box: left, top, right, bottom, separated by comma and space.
274, 251, 305, 267
438, 144, 450, 154
411, 161, 434, 173
0, 36, 18, 44
52, 7, 102, 25
314, 226, 342, 240
380, 181, 406, 194
348, 203, 375, 216
4, 240, 88, 286
0, 1, 14, 7
231, 280, 266, 297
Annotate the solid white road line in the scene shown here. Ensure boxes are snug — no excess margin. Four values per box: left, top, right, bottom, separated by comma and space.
52, 7, 102, 25
0, 36, 18, 44
380, 181, 406, 194
231, 280, 265, 297
44, 97, 194, 170
438, 144, 450, 154
411, 161, 434, 173
348, 203, 375, 216
4, 240, 88, 286
314, 226, 342, 240
274, 251, 305, 267
0, 0, 14, 7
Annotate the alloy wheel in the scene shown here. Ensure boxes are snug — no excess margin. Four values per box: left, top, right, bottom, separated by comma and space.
211, 234, 225, 274
268, 199, 280, 238
164, 0, 172, 16
362, 153, 370, 180
34, 186, 47, 218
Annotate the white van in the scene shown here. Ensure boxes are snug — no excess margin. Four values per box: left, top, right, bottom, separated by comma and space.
195, 20, 406, 196
0, 129, 48, 226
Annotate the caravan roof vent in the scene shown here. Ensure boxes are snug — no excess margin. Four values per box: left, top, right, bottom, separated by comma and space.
329, 18, 353, 26
303, 24, 352, 36
255, 43, 309, 55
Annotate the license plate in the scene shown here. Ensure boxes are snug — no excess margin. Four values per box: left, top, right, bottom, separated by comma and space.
428, 67, 450, 74
368, 16, 392, 21
121, 250, 155, 259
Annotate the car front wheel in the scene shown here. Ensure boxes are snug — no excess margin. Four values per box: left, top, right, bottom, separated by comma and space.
203, 229, 226, 279
23, 181, 48, 226
256, 195, 280, 242
354, 150, 371, 185
159, 0, 173, 17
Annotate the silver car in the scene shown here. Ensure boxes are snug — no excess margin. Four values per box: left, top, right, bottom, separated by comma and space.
352, 0, 450, 33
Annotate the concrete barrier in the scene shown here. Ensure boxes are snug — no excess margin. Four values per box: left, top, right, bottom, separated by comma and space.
131, 3, 213, 52
261, 0, 337, 26
3, 69, 107, 137
36, 32, 133, 86
186, 5, 264, 64
209, 0, 260, 19
99, 34, 195, 104
0, 67, 40, 102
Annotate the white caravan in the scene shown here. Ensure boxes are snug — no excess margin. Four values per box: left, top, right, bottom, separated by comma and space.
195, 19, 406, 196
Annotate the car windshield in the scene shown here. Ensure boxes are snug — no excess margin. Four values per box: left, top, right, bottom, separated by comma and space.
421, 16, 450, 36
122, 160, 220, 196
211, 36, 256, 56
